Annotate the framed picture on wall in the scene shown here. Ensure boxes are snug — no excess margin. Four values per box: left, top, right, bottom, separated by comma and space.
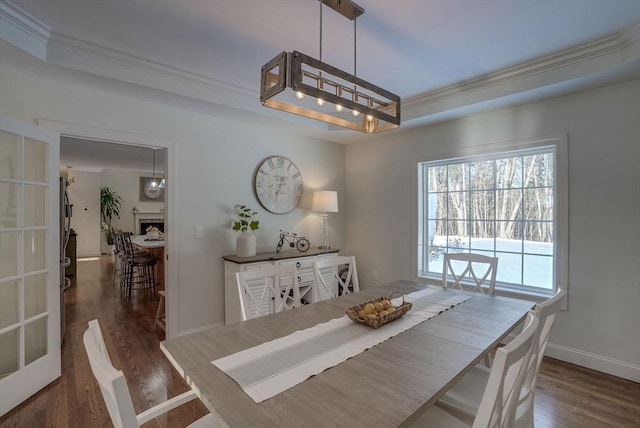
139, 176, 164, 201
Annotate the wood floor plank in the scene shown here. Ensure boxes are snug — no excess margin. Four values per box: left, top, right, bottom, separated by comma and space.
0, 256, 638, 427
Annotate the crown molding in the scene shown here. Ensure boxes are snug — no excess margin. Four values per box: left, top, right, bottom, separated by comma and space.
0, 0, 49, 60
403, 23, 640, 114
47, 32, 255, 99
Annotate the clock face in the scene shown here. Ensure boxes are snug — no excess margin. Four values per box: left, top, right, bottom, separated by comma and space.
254, 156, 303, 214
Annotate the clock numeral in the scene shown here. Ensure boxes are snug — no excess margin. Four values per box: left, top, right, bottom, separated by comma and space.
277, 157, 284, 168
292, 172, 301, 179
258, 169, 268, 176
267, 158, 275, 169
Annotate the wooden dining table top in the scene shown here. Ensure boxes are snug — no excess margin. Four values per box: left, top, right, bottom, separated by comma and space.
160, 280, 534, 428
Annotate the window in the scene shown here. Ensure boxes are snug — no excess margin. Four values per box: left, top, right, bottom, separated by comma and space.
417, 136, 567, 296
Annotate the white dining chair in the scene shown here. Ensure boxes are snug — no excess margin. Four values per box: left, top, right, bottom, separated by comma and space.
437, 288, 566, 428
312, 255, 359, 301
410, 311, 539, 428
236, 264, 300, 321
83, 319, 223, 428
442, 253, 498, 295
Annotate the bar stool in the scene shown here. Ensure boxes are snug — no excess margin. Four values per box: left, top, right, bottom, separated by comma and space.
117, 231, 158, 302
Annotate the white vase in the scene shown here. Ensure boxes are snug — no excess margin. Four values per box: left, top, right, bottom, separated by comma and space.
236, 231, 256, 257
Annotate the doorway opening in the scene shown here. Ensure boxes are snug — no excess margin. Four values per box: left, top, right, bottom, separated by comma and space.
38, 119, 177, 339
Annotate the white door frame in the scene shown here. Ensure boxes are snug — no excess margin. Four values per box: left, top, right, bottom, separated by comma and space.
37, 120, 179, 339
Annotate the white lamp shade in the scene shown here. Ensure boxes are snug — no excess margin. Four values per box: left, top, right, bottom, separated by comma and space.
312, 190, 338, 212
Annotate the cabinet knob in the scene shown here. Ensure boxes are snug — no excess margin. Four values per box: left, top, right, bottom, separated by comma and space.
297, 276, 302, 283
296, 262, 301, 268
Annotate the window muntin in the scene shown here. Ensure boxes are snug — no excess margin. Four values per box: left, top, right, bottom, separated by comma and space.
418, 145, 560, 293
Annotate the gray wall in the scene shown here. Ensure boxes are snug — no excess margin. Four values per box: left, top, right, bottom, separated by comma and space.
0, 62, 346, 335
345, 79, 640, 381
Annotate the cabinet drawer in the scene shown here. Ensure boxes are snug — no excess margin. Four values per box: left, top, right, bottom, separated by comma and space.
280, 257, 315, 270
243, 262, 274, 271
296, 271, 314, 284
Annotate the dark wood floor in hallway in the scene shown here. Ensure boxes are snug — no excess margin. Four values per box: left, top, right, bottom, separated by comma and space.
0, 256, 638, 427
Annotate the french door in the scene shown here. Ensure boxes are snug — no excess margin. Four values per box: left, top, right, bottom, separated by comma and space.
0, 114, 61, 416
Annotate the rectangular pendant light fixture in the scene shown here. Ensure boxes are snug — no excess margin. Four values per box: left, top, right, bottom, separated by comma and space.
260, 0, 401, 133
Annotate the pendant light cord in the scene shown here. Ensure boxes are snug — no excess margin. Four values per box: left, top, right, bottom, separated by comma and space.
353, 13, 357, 78
319, 0, 323, 63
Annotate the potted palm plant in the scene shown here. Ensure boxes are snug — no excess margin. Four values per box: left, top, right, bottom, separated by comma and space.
100, 187, 122, 253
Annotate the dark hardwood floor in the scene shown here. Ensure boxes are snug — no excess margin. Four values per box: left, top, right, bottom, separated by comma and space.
1, 256, 638, 427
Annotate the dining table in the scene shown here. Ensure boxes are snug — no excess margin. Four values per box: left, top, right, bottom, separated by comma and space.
160, 280, 534, 428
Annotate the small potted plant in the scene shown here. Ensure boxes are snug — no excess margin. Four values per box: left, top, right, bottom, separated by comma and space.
232, 205, 259, 257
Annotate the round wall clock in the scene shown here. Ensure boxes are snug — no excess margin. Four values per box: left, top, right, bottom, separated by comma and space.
254, 156, 303, 214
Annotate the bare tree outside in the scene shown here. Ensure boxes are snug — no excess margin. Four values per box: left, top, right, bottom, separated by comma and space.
422, 150, 556, 289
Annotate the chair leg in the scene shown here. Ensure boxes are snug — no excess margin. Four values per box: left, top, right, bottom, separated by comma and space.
154, 291, 165, 331
112, 254, 117, 286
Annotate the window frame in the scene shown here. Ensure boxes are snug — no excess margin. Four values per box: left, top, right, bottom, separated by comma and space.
413, 135, 568, 305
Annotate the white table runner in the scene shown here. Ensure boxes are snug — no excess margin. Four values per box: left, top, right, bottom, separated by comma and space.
212, 288, 471, 403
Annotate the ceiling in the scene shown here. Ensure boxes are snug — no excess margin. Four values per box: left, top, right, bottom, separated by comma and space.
2, 0, 639, 153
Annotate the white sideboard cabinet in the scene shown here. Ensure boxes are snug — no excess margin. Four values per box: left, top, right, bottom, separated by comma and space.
223, 248, 339, 324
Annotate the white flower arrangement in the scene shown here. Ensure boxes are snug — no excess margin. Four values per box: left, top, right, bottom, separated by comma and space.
146, 226, 164, 238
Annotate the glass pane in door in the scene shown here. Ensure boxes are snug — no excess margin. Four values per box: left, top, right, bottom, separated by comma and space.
23, 229, 46, 273
24, 273, 46, 319
0, 182, 19, 227
0, 231, 18, 279
0, 329, 19, 379
0, 131, 20, 179
24, 317, 47, 366
24, 184, 46, 227
0, 280, 19, 329
23, 138, 47, 183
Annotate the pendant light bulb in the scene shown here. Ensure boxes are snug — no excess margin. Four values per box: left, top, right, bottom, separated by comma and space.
317, 98, 325, 106
335, 104, 343, 112
352, 109, 360, 117
366, 114, 374, 121
296, 91, 305, 99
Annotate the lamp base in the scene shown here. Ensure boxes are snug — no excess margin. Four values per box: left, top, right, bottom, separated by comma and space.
319, 212, 331, 250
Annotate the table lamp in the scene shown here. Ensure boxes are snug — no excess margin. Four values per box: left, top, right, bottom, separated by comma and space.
312, 190, 338, 249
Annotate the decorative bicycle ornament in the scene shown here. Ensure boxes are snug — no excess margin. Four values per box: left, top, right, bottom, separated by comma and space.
276, 230, 310, 253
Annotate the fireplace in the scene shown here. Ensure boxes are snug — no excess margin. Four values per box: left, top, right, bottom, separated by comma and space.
140, 219, 164, 234
133, 210, 165, 234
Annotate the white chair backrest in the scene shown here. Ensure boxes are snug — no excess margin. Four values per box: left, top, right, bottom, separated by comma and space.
516, 288, 566, 425
473, 312, 539, 428
312, 256, 359, 300
442, 253, 498, 295
83, 319, 139, 428
236, 264, 300, 321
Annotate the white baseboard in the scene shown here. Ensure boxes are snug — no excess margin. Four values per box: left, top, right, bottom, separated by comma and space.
77, 251, 102, 258
545, 343, 640, 383
501, 333, 639, 382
